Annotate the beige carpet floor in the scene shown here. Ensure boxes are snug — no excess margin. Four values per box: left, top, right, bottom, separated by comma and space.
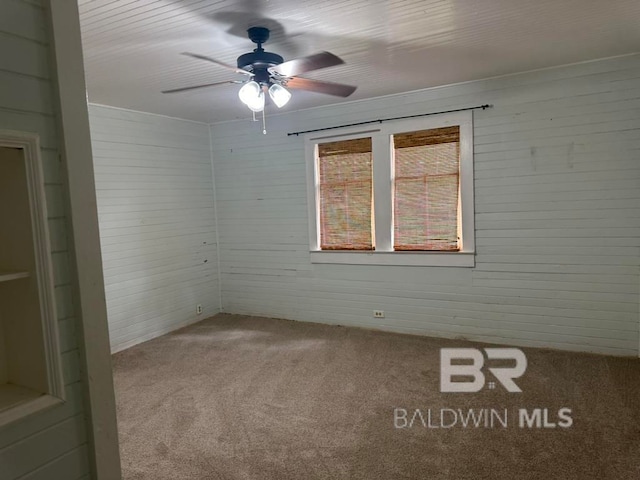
113, 314, 640, 480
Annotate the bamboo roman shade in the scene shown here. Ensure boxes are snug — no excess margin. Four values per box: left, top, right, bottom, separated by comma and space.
317, 137, 373, 250
393, 126, 460, 251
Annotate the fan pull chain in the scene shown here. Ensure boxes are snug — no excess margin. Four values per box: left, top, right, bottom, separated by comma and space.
262, 108, 267, 135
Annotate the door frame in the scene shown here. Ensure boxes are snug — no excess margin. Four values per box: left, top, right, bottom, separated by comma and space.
46, 3, 122, 479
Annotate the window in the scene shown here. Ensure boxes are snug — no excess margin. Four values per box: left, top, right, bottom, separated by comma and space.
318, 137, 374, 250
306, 111, 474, 266
393, 127, 460, 251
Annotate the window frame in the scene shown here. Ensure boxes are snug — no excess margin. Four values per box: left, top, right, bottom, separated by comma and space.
305, 111, 475, 267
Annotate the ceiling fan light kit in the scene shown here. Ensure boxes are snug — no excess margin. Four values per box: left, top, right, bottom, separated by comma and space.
163, 25, 357, 128
268, 83, 291, 108
238, 81, 265, 112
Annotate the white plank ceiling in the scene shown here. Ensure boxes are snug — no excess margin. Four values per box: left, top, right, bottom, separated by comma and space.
78, 0, 640, 123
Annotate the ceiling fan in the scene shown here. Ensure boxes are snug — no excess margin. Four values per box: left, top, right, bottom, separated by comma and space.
162, 26, 357, 112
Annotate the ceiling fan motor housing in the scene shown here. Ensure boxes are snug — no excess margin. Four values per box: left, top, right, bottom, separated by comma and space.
237, 27, 284, 85
237, 51, 283, 82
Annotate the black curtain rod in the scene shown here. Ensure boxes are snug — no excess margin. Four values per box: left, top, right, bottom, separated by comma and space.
287, 104, 492, 136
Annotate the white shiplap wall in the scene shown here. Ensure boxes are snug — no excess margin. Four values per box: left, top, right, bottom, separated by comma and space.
0, 0, 90, 478
210, 54, 640, 356
89, 104, 220, 352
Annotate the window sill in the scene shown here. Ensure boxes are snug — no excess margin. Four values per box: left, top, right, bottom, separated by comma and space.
309, 251, 475, 267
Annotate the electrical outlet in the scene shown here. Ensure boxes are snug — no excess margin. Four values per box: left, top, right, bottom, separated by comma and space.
196, 304, 203, 315
373, 310, 385, 318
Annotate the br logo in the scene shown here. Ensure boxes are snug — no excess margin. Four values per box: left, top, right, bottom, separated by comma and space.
440, 348, 527, 393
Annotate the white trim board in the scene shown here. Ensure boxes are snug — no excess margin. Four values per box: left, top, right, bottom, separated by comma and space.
47, 2, 122, 479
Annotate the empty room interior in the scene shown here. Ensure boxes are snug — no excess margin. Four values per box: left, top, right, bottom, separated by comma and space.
1, 1, 640, 479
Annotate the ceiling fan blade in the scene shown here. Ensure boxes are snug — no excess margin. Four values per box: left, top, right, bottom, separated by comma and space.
284, 77, 357, 97
268, 51, 344, 77
181, 52, 253, 76
162, 80, 243, 94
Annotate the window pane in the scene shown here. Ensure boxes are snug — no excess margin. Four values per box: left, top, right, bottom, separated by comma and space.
393, 127, 460, 251
318, 137, 373, 250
